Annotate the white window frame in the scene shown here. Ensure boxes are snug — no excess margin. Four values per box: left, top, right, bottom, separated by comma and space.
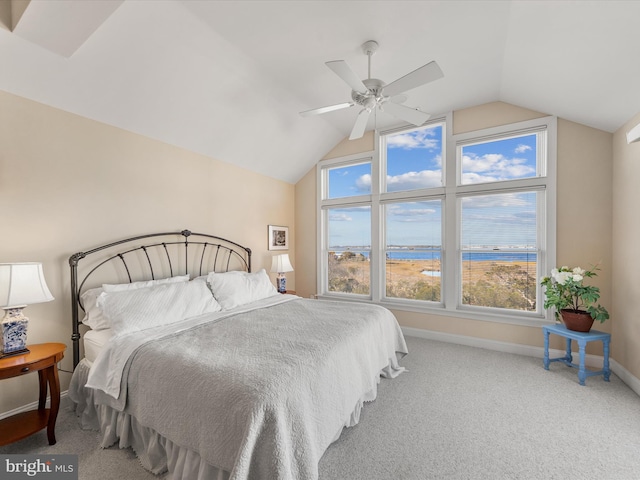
317, 153, 376, 300
317, 115, 557, 326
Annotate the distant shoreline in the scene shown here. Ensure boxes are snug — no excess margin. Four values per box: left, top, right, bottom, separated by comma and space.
330, 251, 538, 263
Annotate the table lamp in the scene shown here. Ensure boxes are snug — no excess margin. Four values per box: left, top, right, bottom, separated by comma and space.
270, 254, 294, 293
0, 263, 54, 357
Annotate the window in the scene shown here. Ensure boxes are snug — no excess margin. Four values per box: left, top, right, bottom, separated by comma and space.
326, 205, 371, 295
384, 200, 442, 302
327, 162, 371, 198
460, 191, 539, 311
384, 124, 444, 192
460, 133, 539, 185
318, 115, 556, 324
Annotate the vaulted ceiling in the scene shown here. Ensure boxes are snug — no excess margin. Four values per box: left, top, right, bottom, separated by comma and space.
1, 1, 639, 184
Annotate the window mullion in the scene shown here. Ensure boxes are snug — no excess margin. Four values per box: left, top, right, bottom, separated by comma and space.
317, 203, 327, 295
321, 195, 372, 208
371, 131, 381, 302
317, 163, 324, 295
443, 113, 458, 310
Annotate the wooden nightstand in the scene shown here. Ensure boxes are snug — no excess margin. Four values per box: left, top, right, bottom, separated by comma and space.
0, 343, 66, 446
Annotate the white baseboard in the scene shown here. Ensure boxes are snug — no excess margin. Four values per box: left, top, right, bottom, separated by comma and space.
0, 390, 68, 421
609, 359, 640, 397
3, 336, 639, 418
402, 326, 640, 397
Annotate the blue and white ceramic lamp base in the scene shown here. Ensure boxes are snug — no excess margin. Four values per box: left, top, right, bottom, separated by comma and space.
276, 274, 287, 294
1, 307, 30, 356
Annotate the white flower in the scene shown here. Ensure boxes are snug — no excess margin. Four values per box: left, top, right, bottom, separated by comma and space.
555, 271, 572, 285
572, 274, 583, 282
572, 267, 585, 276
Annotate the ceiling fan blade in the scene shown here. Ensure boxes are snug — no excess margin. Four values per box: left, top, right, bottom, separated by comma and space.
390, 94, 408, 104
349, 109, 371, 140
326, 60, 368, 94
383, 61, 444, 97
383, 102, 430, 127
300, 102, 354, 117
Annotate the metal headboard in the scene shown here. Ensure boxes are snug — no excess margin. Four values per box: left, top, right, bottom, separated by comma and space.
69, 229, 252, 368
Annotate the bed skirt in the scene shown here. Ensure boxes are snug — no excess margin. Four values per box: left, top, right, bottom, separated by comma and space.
69, 358, 397, 480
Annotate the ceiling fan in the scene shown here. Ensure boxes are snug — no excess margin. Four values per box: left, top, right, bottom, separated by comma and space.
300, 40, 444, 140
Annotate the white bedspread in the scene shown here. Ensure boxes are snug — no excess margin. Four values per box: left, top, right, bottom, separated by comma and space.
85, 297, 407, 480
86, 294, 297, 399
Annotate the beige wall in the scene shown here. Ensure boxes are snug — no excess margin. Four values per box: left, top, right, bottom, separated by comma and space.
556, 118, 612, 329
612, 114, 640, 380
294, 166, 316, 297
322, 131, 375, 160
295, 101, 614, 358
0, 90, 294, 415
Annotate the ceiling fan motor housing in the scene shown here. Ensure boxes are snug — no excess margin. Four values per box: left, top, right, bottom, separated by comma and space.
352, 78, 386, 109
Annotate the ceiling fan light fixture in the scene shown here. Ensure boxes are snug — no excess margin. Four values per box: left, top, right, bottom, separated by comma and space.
363, 97, 376, 110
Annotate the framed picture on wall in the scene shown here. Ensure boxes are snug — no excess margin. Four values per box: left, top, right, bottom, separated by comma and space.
268, 225, 289, 251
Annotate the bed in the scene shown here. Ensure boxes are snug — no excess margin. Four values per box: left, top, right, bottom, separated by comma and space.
68, 230, 408, 480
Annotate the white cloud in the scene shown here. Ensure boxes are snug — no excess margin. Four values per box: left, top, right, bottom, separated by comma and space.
386, 203, 439, 223
355, 173, 371, 191
461, 172, 499, 184
329, 213, 352, 221
358, 169, 443, 192
461, 153, 535, 183
462, 153, 505, 173
387, 204, 437, 218
386, 170, 442, 191
390, 208, 437, 216
386, 127, 440, 150
502, 163, 535, 177
515, 144, 532, 153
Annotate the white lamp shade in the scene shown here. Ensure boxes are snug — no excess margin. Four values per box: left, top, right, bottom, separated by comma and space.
0, 263, 54, 308
270, 254, 294, 273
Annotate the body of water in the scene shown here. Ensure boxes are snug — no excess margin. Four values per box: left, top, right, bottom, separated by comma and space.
331, 249, 537, 262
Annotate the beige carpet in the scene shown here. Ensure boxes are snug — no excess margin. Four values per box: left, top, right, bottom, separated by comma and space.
2, 336, 639, 480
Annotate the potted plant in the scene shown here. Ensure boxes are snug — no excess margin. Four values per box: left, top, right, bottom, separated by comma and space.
540, 265, 609, 332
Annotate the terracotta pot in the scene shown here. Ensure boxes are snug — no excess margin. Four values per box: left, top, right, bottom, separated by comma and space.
560, 309, 595, 332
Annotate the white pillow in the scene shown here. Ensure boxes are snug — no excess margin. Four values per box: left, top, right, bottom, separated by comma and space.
207, 269, 278, 310
96, 280, 221, 336
80, 287, 106, 330
103, 275, 189, 292
80, 275, 190, 330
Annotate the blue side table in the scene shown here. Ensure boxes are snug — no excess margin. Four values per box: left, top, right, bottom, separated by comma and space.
543, 324, 611, 386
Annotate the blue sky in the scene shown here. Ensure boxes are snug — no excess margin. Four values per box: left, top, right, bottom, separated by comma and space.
328, 126, 539, 249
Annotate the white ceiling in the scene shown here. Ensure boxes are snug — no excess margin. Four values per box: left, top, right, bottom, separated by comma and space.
1, 0, 639, 184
